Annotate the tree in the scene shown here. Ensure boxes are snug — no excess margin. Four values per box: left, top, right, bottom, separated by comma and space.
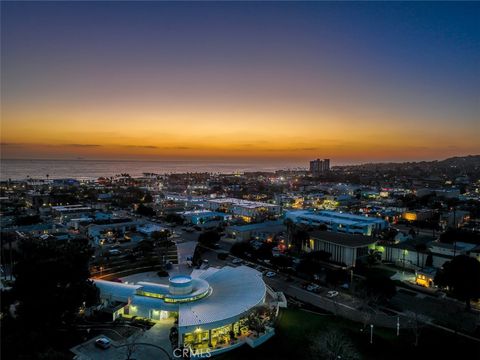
270, 255, 293, 269
284, 218, 294, 246
198, 230, 220, 247
405, 311, 430, 347
142, 193, 153, 203
2, 237, 99, 359
192, 244, 203, 267
244, 305, 274, 334
137, 204, 155, 217
425, 253, 433, 267
15, 215, 41, 226
151, 230, 169, 243
135, 240, 154, 255
414, 243, 427, 267
435, 255, 480, 310
230, 242, 253, 257
292, 228, 309, 251
366, 249, 381, 268
364, 273, 396, 303
255, 242, 274, 260
165, 213, 184, 225
310, 330, 360, 360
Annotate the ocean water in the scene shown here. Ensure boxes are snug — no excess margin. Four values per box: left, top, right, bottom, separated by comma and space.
0, 159, 305, 180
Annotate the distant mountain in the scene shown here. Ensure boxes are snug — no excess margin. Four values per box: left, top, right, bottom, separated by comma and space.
339, 155, 479, 169
335, 155, 480, 181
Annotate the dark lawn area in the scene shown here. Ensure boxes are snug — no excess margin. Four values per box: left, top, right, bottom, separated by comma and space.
355, 266, 397, 279
218, 308, 480, 360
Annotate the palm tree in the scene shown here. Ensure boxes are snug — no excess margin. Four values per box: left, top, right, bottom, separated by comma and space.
366, 249, 381, 268
414, 243, 427, 267
283, 218, 294, 247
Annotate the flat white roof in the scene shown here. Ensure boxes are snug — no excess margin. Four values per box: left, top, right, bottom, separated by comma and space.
208, 198, 278, 209
179, 266, 265, 328
94, 265, 266, 329
52, 205, 92, 212
286, 210, 387, 226
94, 279, 140, 302
137, 223, 166, 234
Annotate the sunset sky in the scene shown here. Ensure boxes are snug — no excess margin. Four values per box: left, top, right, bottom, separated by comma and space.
1, 2, 479, 165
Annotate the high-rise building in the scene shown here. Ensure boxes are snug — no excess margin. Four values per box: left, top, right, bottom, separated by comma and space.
309, 158, 330, 176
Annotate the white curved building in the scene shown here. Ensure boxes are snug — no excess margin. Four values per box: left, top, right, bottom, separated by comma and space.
94, 266, 281, 357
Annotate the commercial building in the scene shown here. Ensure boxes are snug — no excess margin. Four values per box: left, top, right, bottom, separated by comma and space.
137, 223, 168, 237
226, 220, 286, 242
307, 231, 376, 267
181, 210, 232, 225
87, 220, 143, 243
379, 240, 477, 270
51, 204, 94, 223
285, 210, 388, 236
309, 158, 330, 176
94, 266, 283, 357
205, 198, 281, 222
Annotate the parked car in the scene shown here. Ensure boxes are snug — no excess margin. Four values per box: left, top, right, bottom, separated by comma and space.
326, 290, 339, 298
306, 284, 320, 292
95, 338, 111, 349
232, 258, 243, 264
265, 271, 277, 278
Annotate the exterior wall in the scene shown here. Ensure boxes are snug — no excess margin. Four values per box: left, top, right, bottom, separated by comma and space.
309, 238, 361, 267
381, 246, 450, 270
227, 228, 281, 242
382, 247, 426, 269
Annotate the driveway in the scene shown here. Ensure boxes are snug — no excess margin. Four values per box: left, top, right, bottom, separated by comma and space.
71, 320, 175, 360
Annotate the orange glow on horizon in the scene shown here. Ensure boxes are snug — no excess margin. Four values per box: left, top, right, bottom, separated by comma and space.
2, 104, 479, 162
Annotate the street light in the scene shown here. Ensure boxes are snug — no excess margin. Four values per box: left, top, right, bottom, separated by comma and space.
370, 324, 374, 344
397, 316, 400, 336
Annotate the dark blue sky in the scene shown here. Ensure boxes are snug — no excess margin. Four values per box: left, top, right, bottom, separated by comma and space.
1, 1, 479, 162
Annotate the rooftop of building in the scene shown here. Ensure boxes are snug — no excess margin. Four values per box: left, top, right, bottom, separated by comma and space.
179, 266, 265, 328
286, 210, 387, 225
310, 230, 376, 247
208, 197, 278, 209
227, 220, 285, 232
181, 210, 229, 216
94, 265, 266, 329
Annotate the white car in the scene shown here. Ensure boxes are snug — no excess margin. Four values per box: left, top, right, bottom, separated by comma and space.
265, 271, 277, 278
326, 290, 339, 298
232, 258, 243, 264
